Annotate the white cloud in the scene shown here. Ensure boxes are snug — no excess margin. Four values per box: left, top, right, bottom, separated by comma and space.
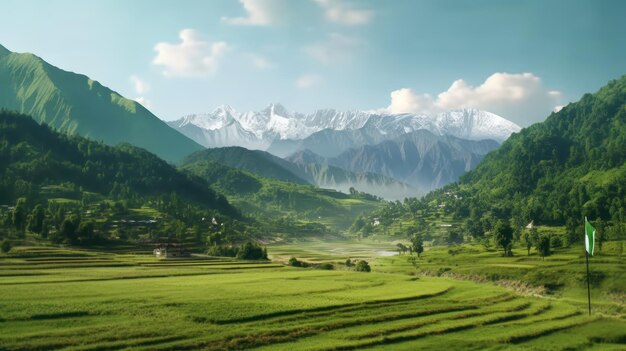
153, 29, 229, 77
387, 88, 436, 115
222, 0, 282, 26
129, 75, 150, 94
249, 54, 273, 69
304, 33, 361, 65
134, 96, 153, 109
385, 72, 563, 126
296, 74, 323, 89
314, 0, 374, 26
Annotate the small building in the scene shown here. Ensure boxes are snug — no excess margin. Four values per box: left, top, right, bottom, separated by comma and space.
153, 243, 190, 258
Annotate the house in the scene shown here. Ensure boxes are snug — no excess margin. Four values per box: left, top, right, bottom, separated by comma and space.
153, 243, 190, 258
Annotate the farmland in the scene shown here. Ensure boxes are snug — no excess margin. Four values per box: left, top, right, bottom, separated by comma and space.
1, 244, 624, 350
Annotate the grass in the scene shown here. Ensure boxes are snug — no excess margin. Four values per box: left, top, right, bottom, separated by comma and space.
0, 245, 624, 350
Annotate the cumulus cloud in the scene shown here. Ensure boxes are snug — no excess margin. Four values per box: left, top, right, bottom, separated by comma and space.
222, 0, 282, 26
387, 88, 436, 115
385, 73, 563, 126
296, 74, 323, 89
304, 33, 361, 65
314, 0, 374, 26
129, 75, 150, 94
153, 29, 229, 77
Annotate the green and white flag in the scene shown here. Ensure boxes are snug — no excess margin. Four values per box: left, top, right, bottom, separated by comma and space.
585, 217, 595, 256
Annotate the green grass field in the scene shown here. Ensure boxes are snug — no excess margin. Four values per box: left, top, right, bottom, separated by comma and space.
1, 244, 625, 350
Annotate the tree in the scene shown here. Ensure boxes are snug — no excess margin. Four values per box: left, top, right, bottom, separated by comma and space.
493, 220, 514, 256
396, 243, 408, 255
355, 260, 371, 272
446, 229, 463, 246
1, 240, 11, 253
59, 215, 80, 243
596, 220, 607, 254
12, 198, 28, 235
411, 234, 424, 257
27, 204, 45, 234
538, 235, 551, 260
521, 231, 533, 255
522, 227, 539, 256
77, 221, 95, 241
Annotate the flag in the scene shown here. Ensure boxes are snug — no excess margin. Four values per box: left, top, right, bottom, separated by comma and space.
585, 217, 595, 256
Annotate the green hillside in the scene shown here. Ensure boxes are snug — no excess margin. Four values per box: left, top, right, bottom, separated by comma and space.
366, 76, 626, 236
183, 146, 308, 184
183, 146, 416, 200
180, 159, 383, 231
0, 111, 240, 246
0, 44, 202, 163
449, 76, 626, 228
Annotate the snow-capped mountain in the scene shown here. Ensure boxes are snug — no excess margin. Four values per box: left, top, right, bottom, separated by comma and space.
168, 103, 521, 155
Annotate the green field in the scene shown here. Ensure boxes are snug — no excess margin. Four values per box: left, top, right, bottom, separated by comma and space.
1, 245, 625, 350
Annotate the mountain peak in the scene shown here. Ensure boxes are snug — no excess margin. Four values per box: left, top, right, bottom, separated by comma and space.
212, 104, 237, 116
264, 102, 290, 116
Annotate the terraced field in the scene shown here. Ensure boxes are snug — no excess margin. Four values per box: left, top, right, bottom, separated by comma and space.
0, 247, 625, 350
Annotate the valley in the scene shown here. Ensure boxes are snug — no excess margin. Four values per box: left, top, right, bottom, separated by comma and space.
1, 4, 625, 349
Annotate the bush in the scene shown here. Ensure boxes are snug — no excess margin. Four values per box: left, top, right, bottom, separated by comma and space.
1, 239, 11, 253
207, 242, 268, 260
288, 257, 302, 267
316, 263, 334, 270
550, 235, 563, 248
345, 258, 353, 267
355, 260, 371, 272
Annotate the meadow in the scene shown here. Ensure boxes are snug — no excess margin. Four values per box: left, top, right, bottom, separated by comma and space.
1, 243, 625, 350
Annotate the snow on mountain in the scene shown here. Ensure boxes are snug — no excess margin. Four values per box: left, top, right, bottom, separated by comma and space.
168, 104, 521, 153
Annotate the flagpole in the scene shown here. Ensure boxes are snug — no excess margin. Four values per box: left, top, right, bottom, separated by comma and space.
585, 249, 591, 316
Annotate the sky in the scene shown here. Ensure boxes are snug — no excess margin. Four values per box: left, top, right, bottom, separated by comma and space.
1, 0, 625, 126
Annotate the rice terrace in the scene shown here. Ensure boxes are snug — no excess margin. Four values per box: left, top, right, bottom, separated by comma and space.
1, 239, 625, 350
1, 0, 626, 350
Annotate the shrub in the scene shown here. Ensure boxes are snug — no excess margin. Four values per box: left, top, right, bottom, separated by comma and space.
288, 257, 302, 267
1, 239, 11, 253
550, 235, 563, 248
355, 260, 371, 272
345, 258, 353, 267
317, 263, 334, 270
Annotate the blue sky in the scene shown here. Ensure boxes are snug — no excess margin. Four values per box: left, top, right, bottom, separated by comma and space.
1, 0, 625, 126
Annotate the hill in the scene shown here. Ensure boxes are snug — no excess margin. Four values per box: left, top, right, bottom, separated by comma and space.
179, 158, 384, 231
183, 146, 308, 184
0, 111, 239, 245
450, 76, 626, 227
0, 44, 202, 163
182, 146, 417, 200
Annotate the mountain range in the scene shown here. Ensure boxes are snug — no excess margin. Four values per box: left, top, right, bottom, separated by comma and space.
0, 44, 202, 163
169, 104, 520, 198
287, 130, 499, 191
168, 104, 521, 157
